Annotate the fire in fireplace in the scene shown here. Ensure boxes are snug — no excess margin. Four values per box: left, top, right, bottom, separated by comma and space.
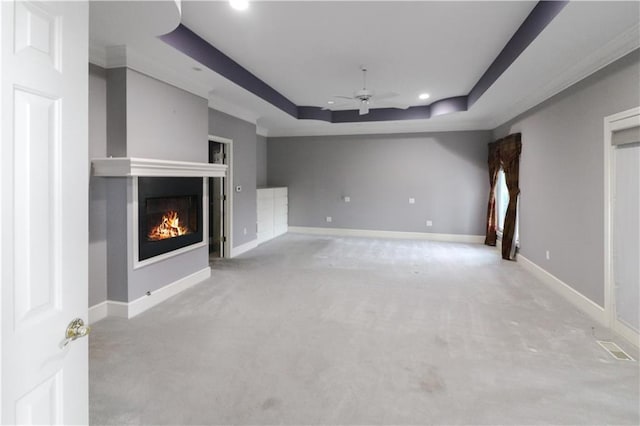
147, 202, 194, 241
138, 177, 203, 261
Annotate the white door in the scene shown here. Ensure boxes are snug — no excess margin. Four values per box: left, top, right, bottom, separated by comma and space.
613, 142, 640, 333
1, 1, 89, 424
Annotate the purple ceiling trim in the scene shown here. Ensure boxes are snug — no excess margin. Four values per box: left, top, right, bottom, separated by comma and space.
331, 105, 431, 123
431, 96, 468, 118
297, 106, 332, 121
159, 24, 298, 117
159, 1, 564, 124
467, 0, 569, 107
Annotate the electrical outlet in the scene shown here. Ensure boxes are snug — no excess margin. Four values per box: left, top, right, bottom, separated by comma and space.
546, 250, 550, 260
343, 196, 350, 203
326, 216, 332, 223
426, 220, 433, 227
409, 198, 415, 204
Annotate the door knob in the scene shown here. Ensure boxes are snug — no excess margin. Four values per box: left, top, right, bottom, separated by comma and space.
60, 318, 91, 348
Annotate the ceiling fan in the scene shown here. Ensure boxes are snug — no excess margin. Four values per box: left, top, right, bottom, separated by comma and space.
328, 67, 399, 115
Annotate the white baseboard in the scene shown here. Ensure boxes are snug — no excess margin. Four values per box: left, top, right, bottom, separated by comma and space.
288, 226, 484, 244
518, 255, 607, 327
88, 301, 108, 324
230, 239, 258, 257
614, 318, 640, 349
91, 267, 211, 321
127, 267, 211, 318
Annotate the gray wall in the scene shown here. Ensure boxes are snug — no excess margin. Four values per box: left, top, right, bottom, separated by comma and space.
257, 134, 268, 187
126, 69, 208, 161
89, 64, 108, 306
90, 65, 211, 305
209, 109, 258, 247
268, 131, 490, 235
493, 49, 640, 307
106, 67, 127, 157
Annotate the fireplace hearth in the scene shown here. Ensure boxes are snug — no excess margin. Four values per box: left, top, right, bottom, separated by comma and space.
138, 177, 203, 261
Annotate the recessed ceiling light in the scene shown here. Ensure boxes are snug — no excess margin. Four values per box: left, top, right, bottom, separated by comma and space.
419, 93, 430, 100
229, 0, 249, 11
327, 100, 335, 105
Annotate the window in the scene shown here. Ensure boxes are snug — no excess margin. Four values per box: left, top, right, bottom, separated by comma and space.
495, 168, 519, 245
495, 168, 509, 233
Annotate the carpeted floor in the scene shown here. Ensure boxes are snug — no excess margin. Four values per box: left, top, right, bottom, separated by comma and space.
89, 234, 639, 425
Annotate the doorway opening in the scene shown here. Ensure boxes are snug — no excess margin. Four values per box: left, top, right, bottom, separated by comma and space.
604, 106, 640, 347
208, 135, 233, 259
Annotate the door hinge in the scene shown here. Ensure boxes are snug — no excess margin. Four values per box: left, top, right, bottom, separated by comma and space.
222, 237, 227, 242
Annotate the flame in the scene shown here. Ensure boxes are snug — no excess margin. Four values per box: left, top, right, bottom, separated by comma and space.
148, 210, 190, 241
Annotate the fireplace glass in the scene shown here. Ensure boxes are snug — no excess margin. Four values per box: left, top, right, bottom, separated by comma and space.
138, 177, 203, 261
145, 195, 198, 241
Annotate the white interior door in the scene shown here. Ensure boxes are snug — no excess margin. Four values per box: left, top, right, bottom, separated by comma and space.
613, 142, 640, 333
1, 1, 89, 424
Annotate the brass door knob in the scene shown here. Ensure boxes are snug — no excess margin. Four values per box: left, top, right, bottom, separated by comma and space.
61, 318, 91, 348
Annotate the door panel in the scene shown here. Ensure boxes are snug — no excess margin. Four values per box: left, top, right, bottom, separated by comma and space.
613, 142, 640, 332
13, 89, 61, 326
2, 1, 89, 424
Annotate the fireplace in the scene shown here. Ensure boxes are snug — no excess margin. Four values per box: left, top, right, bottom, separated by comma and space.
138, 177, 203, 261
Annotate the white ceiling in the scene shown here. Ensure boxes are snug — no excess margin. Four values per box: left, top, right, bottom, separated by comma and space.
89, 1, 640, 137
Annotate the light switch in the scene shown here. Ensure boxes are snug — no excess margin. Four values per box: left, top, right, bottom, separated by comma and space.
344, 196, 351, 203
235, 185, 242, 192
409, 198, 415, 204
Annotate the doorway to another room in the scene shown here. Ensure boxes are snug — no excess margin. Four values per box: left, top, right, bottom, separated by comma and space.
604, 107, 640, 346
208, 136, 233, 259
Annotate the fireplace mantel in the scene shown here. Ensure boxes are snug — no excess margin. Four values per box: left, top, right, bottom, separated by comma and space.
92, 157, 227, 177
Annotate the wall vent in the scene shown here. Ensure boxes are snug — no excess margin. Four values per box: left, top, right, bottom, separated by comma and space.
597, 341, 634, 361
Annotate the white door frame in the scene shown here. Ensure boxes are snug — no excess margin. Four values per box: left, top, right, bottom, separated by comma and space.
0, 2, 4, 419
603, 106, 640, 347
209, 135, 233, 258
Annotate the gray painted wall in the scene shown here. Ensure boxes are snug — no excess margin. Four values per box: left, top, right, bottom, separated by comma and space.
493, 49, 640, 307
126, 69, 208, 161
208, 109, 258, 247
105, 179, 128, 302
268, 131, 490, 235
106, 67, 127, 157
89, 64, 108, 306
257, 134, 268, 187
90, 66, 211, 305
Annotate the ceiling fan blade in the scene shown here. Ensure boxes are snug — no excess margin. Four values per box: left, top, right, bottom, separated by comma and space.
359, 101, 370, 115
333, 95, 355, 100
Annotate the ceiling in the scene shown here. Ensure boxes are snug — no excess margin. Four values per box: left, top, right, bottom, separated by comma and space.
89, 1, 640, 137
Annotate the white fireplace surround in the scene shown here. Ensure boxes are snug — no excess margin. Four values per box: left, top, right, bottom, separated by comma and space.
132, 176, 206, 269
92, 157, 227, 178
90, 157, 227, 320
92, 157, 227, 267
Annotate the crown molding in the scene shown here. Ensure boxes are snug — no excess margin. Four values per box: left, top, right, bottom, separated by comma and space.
89, 43, 107, 67
208, 96, 260, 126
256, 126, 269, 137
489, 22, 640, 129
267, 117, 491, 138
